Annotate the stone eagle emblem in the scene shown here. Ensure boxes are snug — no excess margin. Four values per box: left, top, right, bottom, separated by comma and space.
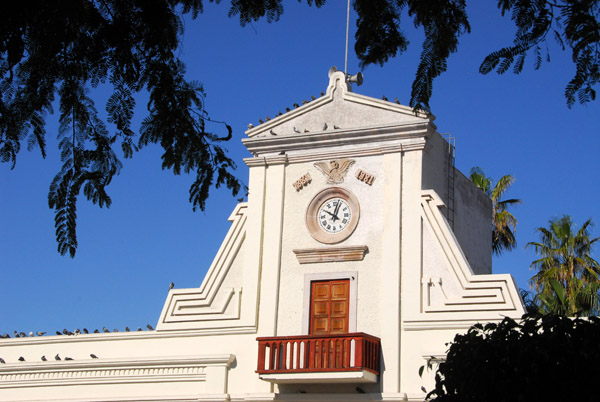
313, 159, 355, 184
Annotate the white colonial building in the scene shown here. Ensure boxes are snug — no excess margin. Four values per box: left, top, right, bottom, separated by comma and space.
0, 70, 524, 401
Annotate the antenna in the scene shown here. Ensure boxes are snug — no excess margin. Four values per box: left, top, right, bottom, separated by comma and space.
342, 1, 364, 87
344, 0, 350, 75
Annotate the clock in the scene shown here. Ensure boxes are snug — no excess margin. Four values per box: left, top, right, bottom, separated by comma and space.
306, 187, 360, 244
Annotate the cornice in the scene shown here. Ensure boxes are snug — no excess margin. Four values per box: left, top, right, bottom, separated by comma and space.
293, 246, 368, 264
0, 326, 257, 347
243, 138, 428, 167
402, 317, 505, 331
0, 355, 234, 389
0, 396, 224, 402
243, 121, 433, 158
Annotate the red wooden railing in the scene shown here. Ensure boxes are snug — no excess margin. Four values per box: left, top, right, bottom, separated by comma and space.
256, 332, 380, 374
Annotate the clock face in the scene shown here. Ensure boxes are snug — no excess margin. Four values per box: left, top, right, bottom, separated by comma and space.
317, 197, 352, 234
306, 187, 360, 244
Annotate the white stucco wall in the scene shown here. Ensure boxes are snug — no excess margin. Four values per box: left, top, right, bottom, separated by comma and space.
277, 155, 384, 339
421, 131, 450, 204
452, 170, 492, 274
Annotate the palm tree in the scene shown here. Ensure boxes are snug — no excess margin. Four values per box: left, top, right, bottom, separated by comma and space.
527, 215, 600, 316
469, 167, 521, 255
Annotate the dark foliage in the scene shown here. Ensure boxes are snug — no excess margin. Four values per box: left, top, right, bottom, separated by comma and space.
1, 0, 273, 257
426, 314, 600, 402
480, 0, 600, 107
354, 0, 470, 112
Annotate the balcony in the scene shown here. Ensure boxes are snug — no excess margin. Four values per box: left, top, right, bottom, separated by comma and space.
256, 332, 380, 384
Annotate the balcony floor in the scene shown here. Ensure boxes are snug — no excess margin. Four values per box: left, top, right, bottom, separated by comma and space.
258, 369, 378, 384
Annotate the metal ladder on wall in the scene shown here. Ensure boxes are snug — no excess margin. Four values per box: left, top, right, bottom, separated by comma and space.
442, 134, 455, 230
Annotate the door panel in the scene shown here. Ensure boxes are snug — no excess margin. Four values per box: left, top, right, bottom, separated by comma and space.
310, 280, 349, 335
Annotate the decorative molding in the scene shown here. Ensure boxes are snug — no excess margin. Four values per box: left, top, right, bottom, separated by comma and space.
243, 138, 428, 167
416, 190, 525, 316
258, 370, 377, 384
355, 169, 375, 185
313, 159, 355, 184
229, 393, 277, 401
292, 173, 312, 191
293, 246, 368, 264
263, 155, 288, 165
172, 288, 242, 320
403, 318, 506, 331
242, 121, 432, 158
0, 355, 234, 389
421, 354, 447, 363
0, 327, 258, 347
157, 204, 253, 332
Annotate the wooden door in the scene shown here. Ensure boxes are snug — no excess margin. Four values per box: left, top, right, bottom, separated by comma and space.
310, 279, 349, 335
309, 279, 350, 369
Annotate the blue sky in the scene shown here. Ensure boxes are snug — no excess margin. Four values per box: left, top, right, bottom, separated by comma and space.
1, 2, 599, 336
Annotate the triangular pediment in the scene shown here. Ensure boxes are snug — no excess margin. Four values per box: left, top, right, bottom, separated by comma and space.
245, 70, 432, 139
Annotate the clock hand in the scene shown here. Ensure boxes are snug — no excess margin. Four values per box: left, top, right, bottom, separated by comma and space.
332, 201, 342, 221
323, 210, 337, 219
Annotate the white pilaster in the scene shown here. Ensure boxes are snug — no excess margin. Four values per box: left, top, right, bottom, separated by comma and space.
399, 149, 424, 392
256, 157, 287, 337
380, 150, 402, 393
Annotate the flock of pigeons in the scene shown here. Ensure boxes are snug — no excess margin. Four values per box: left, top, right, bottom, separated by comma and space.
1, 283, 176, 364
0, 324, 155, 364
2, 324, 155, 339
0, 354, 98, 364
